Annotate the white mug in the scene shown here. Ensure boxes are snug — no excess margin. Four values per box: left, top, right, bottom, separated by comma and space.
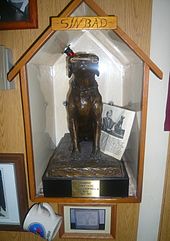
23, 203, 62, 241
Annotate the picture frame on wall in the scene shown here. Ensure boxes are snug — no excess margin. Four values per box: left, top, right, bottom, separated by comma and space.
0, 0, 38, 30
58, 204, 117, 239
0, 153, 28, 230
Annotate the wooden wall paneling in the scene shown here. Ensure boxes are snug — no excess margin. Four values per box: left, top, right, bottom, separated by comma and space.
0, 0, 152, 240
92, 0, 152, 55
0, 83, 25, 153
116, 203, 139, 241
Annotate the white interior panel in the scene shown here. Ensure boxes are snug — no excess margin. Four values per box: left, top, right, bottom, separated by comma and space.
27, 64, 56, 193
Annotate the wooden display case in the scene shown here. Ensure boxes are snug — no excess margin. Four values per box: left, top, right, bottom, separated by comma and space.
8, 0, 162, 204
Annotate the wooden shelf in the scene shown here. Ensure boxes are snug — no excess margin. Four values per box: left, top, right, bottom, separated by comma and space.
32, 195, 140, 204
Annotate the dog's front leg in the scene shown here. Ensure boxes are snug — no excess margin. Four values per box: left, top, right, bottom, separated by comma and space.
91, 119, 102, 160
69, 118, 81, 160
67, 92, 81, 160
95, 119, 102, 153
91, 100, 103, 160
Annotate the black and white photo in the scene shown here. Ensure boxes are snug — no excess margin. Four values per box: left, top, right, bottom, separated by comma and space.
0, 0, 37, 30
0, 154, 28, 230
0, 0, 29, 22
59, 205, 116, 239
100, 103, 135, 160
70, 208, 105, 230
0, 163, 20, 225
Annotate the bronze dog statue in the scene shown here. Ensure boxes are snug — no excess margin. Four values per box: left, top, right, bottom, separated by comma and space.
64, 47, 102, 160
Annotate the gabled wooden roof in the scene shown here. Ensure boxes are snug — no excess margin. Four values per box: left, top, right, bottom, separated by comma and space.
8, 0, 163, 81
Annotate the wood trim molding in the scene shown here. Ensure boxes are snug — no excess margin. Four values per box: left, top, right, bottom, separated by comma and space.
137, 63, 150, 200
19, 66, 36, 200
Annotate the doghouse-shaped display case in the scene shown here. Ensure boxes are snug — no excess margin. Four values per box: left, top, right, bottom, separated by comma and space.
8, 0, 162, 203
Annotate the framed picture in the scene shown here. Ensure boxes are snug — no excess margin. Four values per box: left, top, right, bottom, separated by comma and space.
58, 204, 117, 239
0, 0, 38, 30
0, 153, 28, 230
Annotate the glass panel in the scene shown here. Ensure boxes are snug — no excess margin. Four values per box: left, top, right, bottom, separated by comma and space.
26, 6, 144, 196
70, 2, 97, 17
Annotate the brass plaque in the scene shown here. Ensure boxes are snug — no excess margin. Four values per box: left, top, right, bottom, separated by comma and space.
72, 180, 100, 197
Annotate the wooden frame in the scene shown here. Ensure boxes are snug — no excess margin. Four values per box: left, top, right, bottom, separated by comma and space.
0, 153, 28, 231
58, 204, 117, 239
7, 0, 163, 204
0, 0, 38, 30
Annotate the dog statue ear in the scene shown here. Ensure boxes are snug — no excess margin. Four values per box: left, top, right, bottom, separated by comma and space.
95, 69, 100, 77
68, 66, 72, 78
64, 46, 75, 77
66, 58, 73, 77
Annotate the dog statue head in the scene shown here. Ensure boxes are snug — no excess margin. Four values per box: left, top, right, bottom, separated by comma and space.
64, 46, 99, 78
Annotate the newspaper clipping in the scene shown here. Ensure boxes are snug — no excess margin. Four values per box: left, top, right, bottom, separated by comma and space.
100, 103, 135, 160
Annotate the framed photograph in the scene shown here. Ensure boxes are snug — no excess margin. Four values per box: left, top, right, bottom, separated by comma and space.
0, 153, 28, 230
58, 204, 117, 239
0, 0, 38, 30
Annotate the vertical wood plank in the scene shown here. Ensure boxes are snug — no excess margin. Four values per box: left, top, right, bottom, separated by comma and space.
0, 83, 25, 153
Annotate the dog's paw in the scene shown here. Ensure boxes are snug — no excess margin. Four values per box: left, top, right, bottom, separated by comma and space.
71, 150, 81, 161
90, 150, 101, 161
